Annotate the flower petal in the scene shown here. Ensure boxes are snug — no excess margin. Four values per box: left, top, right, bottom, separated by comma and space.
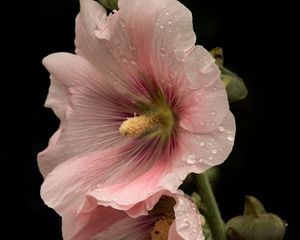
180, 47, 229, 134
41, 147, 124, 215
91, 215, 156, 240
39, 53, 130, 177
161, 112, 236, 192
45, 76, 68, 121
88, 170, 169, 217
62, 199, 128, 240
168, 222, 183, 240
172, 193, 204, 240
77, 0, 197, 101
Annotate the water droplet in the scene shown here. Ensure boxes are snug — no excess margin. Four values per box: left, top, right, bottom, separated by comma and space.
209, 156, 213, 160
218, 125, 225, 132
227, 136, 234, 142
170, 72, 176, 78
120, 20, 126, 28
121, 56, 128, 63
130, 59, 137, 65
228, 130, 232, 134
156, 22, 160, 26
211, 149, 218, 154
160, 48, 166, 57
168, 20, 172, 25
129, 44, 136, 51
211, 111, 216, 116
211, 121, 216, 127
178, 198, 185, 206
168, 29, 172, 33
181, 221, 189, 228
160, 25, 165, 29
186, 153, 196, 164
199, 120, 205, 126
200, 142, 205, 147
165, 11, 169, 15
193, 227, 197, 232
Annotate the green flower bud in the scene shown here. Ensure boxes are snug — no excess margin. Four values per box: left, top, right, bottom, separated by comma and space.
226, 196, 286, 240
98, 0, 118, 10
210, 47, 248, 103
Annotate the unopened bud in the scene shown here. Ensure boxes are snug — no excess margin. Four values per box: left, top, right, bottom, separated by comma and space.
226, 196, 286, 240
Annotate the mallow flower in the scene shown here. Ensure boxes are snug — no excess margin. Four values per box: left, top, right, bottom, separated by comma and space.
62, 191, 204, 240
39, 0, 235, 216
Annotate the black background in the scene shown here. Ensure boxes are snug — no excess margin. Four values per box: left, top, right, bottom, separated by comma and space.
3, 0, 298, 239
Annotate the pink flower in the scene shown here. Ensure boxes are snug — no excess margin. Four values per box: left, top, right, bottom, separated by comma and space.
62, 191, 204, 240
39, 0, 235, 216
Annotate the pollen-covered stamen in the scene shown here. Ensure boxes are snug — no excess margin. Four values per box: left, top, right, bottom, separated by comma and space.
119, 114, 160, 137
151, 214, 174, 240
119, 104, 175, 138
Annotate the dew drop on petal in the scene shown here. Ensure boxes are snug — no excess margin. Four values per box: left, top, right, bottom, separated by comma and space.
209, 156, 213, 161
120, 20, 126, 28
129, 44, 136, 51
227, 136, 234, 142
160, 25, 165, 29
199, 120, 205, 126
168, 20, 172, 25
211, 121, 216, 127
186, 153, 196, 164
121, 56, 128, 63
211, 111, 216, 116
200, 142, 205, 147
182, 218, 190, 227
218, 125, 225, 132
130, 59, 137, 65
160, 48, 167, 57
211, 149, 218, 154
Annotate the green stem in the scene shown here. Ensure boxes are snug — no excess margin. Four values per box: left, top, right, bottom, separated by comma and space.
195, 173, 227, 240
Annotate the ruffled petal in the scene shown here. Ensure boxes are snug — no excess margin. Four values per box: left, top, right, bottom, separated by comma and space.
172, 193, 204, 240
41, 147, 126, 215
161, 112, 236, 192
76, 0, 198, 103
45, 76, 68, 121
180, 46, 229, 134
39, 53, 130, 177
41, 140, 170, 216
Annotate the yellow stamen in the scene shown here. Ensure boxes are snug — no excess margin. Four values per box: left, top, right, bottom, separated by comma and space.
119, 114, 159, 137
151, 215, 174, 240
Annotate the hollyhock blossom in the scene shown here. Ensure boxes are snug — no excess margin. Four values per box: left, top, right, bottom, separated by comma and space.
63, 191, 204, 240
39, 0, 235, 216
